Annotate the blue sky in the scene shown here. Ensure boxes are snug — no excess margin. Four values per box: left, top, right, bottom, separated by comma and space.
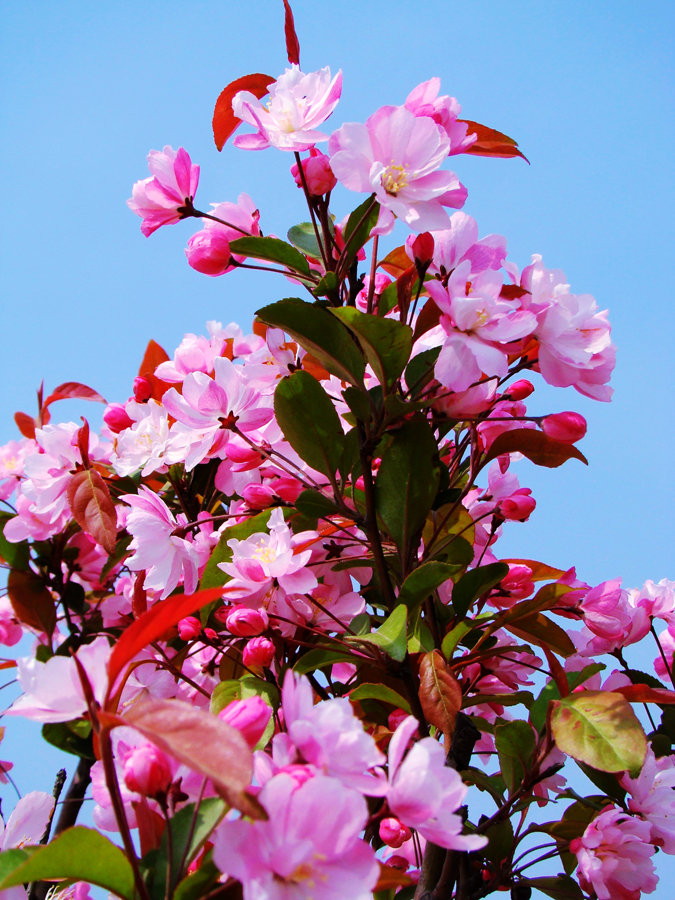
1, 0, 674, 890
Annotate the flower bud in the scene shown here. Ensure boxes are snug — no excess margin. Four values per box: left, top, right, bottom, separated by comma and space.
541, 411, 587, 444
241, 483, 276, 509
379, 817, 412, 848
218, 696, 272, 748
291, 149, 337, 196
411, 231, 435, 267
123, 744, 172, 797
132, 376, 153, 403
103, 403, 134, 433
177, 616, 202, 640
225, 605, 269, 637
185, 229, 232, 276
506, 379, 534, 400
498, 489, 536, 522
242, 636, 275, 668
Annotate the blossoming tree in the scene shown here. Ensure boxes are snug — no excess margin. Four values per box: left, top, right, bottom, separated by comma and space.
0, 5, 673, 900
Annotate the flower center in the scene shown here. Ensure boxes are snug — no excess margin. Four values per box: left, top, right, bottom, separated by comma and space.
381, 162, 409, 196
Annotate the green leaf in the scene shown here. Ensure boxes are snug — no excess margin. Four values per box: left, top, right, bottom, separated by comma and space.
504, 613, 576, 657
274, 372, 345, 477
201, 509, 291, 589
229, 235, 311, 275
495, 720, 536, 794
313, 271, 339, 301
398, 561, 457, 611
351, 604, 408, 662
484, 428, 588, 468
295, 489, 343, 523
0, 827, 135, 899
0, 513, 29, 570
451, 562, 509, 619
341, 196, 380, 270
349, 682, 411, 711
256, 298, 365, 386
42, 720, 94, 760
574, 761, 626, 804
331, 308, 413, 388
293, 647, 363, 676
551, 691, 647, 776
152, 798, 226, 897
375, 418, 439, 558
407, 618, 434, 653
529, 664, 605, 732
441, 621, 473, 659
519, 875, 584, 900
404, 347, 441, 397
173, 858, 220, 900
288, 222, 324, 259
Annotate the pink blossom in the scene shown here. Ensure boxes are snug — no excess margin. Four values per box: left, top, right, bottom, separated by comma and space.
0, 791, 55, 848
219, 696, 272, 748
122, 486, 202, 599
404, 78, 477, 154
541, 411, 587, 443
329, 105, 467, 232
290, 148, 337, 195
579, 578, 650, 654
128, 146, 199, 236
0, 439, 32, 500
212, 772, 378, 900
407, 211, 507, 277
103, 402, 134, 433
622, 748, 675, 853
233, 65, 342, 152
635, 577, 675, 623
123, 743, 173, 797
570, 806, 657, 900
386, 716, 487, 851
0, 597, 22, 646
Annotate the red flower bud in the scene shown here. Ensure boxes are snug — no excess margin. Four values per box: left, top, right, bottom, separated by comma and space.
541, 411, 587, 443
103, 403, 134, 433
123, 744, 172, 797
506, 379, 534, 400
242, 636, 275, 668
132, 376, 153, 403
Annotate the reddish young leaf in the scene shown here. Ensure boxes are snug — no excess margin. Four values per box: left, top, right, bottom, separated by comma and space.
542, 646, 571, 698
396, 266, 416, 323
379, 245, 410, 278
14, 411, 37, 440
7, 568, 56, 637
374, 863, 415, 891
484, 428, 588, 468
107, 586, 227, 692
137, 339, 172, 402
123, 697, 265, 819
213, 73, 274, 151
413, 297, 442, 341
459, 119, 529, 162
418, 650, 462, 744
67, 469, 117, 553
615, 684, 675, 705
75, 418, 91, 469
43, 381, 107, 409
501, 558, 565, 582
282, 0, 300, 65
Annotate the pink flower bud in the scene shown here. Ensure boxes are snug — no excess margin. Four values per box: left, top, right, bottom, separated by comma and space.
185, 229, 232, 276
497, 489, 536, 522
225, 605, 269, 637
411, 232, 435, 267
291, 149, 337, 196
203, 627, 217, 640
242, 636, 275, 668
506, 379, 534, 400
132, 376, 153, 403
541, 411, 587, 444
123, 744, 172, 797
386, 855, 410, 872
241, 483, 276, 509
500, 564, 535, 600
379, 817, 412, 848
177, 616, 202, 640
218, 695, 272, 748
103, 403, 134, 433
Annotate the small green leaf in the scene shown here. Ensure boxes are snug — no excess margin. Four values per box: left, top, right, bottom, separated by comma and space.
151, 798, 226, 896
351, 604, 408, 662
404, 347, 441, 397
341, 196, 380, 270
313, 271, 339, 300
331, 308, 413, 388
173, 858, 220, 900
42, 720, 94, 760
257, 298, 365, 386
229, 235, 311, 275
274, 371, 345, 477
293, 647, 363, 676
295, 489, 343, 523
0, 513, 29, 570
349, 683, 411, 711
398, 561, 457, 611
529, 664, 605, 732
288, 222, 325, 259
519, 875, 584, 900
551, 691, 647, 776
495, 720, 536, 794
451, 562, 509, 620
0, 827, 135, 899
484, 428, 588, 468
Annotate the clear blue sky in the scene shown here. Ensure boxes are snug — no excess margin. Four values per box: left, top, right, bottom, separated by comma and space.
1, 0, 674, 891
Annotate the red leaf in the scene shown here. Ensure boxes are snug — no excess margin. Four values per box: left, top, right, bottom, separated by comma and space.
66, 469, 117, 553
396, 266, 416, 322
543, 646, 570, 697
75, 418, 91, 469
413, 297, 442, 341
43, 381, 107, 409
484, 428, 588, 468
282, 0, 300, 65
123, 697, 265, 819
137, 339, 172, 402
107, 586, 227, 692
379, 245, 410, 278
501, 558, 565, 581
374, 863, 415, 891
615, 684, 675, 705
213, 73, 275, 151
7, 569, 56, 636
14, 411, 36, 440
459, 119, 529, 163
418, 650, 462, 745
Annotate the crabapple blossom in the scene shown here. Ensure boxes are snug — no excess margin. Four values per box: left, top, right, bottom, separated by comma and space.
0, 791, 55, 849
128, 146, 199, 236
621, 748, 675, 853
233, 65, 343, 151
329, 104, 467, 232
404, 78, 477, 154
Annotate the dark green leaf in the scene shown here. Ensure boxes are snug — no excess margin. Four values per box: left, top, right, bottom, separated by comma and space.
295, 489, 343, 523
350, 604, 408, 662
404, 347, 441, 397
398, 561, 457, 611
484, 428, 588, 468
287, 222, 324, 259
173, 858, 221, 900
575, 761, 626, 804
504, 613, 576, 657
331, 308, 413, 388
349, 682, 411, 711
256, 298, 365, 386
0, 827, 135, 898
519, 875, 584, 900
275, 371, 345, 477
229, 236, 311, 275
313, 271, 339, 300
293, 647, 364, 676
342, 386, 373, 422
375, 418, 439, 558
452, 562, 510, 619
42, 721, 94, 760
0, 513, 29, 570
151, 798, 226, 896
341, 196, 380, 270
495, 720, 536, 794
